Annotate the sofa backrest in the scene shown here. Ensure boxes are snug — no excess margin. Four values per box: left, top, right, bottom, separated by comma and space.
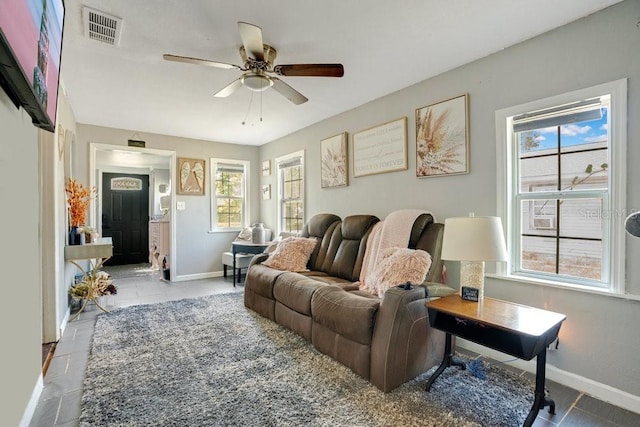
300, 213, 341, 270
412, 214, 445, 283
299, 212, 444, 284
320, 214, 380, 281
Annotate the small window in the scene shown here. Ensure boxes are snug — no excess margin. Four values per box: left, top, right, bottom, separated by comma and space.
275, 150, 304, 233
210, 159, 250, 231
496, 79, 627, 293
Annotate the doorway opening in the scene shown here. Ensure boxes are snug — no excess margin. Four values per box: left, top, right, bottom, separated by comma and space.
90, 144, 175, 276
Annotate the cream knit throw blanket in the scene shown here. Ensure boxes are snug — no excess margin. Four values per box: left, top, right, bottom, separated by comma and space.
359, 209, 433, 284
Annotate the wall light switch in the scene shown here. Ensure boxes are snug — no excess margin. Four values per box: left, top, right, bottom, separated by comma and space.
176, 201, 186, 211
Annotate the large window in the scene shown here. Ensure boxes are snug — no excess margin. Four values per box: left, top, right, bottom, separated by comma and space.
210, 159, 249, 230
276, 150, 304, 233
496, 80, 626, 293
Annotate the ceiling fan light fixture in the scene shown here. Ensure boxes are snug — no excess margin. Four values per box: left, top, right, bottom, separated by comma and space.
241, 74, 273, 92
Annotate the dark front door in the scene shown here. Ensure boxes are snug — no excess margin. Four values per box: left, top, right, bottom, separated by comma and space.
102, 173, 149, 266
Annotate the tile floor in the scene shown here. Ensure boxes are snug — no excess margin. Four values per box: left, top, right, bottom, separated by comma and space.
29, 264, 639, 426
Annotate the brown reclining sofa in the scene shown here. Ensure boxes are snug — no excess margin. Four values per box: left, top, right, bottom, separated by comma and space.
243, 212, 455, 392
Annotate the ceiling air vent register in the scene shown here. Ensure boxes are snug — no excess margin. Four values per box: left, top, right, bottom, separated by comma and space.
83, 7, 123, 46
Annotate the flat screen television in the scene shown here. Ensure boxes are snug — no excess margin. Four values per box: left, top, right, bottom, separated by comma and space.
0, 0, 65, 132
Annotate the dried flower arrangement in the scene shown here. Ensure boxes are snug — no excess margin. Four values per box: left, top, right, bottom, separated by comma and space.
68, 270, 117, 300
65, 178, 96, 227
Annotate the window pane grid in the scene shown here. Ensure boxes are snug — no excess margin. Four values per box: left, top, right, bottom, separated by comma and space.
278, 161, 304, 233
513, 102, 609, 285
211, 161, 247, 230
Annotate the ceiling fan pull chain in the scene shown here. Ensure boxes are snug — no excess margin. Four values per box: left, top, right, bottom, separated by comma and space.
260, 87, 263, 122
242, 91, 255, 125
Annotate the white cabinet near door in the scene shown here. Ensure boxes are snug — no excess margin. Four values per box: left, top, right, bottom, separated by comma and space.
149, 220, 169, 270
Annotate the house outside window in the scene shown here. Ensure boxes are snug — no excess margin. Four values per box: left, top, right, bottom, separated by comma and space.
275, 150, 304, 233
210, 158, 250, 231
496, 79, 627, 293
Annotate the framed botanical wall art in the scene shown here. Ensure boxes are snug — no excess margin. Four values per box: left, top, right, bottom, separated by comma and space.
177, 157, 205, 195
415, 94, 469, 178
353, 117, 407, 177
320, 132, 348, 188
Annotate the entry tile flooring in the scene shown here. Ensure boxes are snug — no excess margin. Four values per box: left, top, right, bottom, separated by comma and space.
30, 264, 639, 426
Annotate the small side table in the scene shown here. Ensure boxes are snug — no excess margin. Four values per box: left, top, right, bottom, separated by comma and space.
425, 295, 566, 427
231, 241, 269, 287
64, 238, 113, 320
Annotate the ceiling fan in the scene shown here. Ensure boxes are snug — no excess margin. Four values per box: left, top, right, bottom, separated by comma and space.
163, 21, 344, 105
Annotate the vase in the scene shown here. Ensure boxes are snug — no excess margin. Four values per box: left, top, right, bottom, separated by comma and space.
252, 223, 265, 244
69, 226, 82, 245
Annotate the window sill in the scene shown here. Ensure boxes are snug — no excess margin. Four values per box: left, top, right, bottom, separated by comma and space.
209, 228, 242, 234
486, 273, 640, 302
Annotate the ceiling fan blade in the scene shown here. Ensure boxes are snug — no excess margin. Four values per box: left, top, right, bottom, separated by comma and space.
163, 54, 242, 70
237, 21, 264, 61
214, 78, 244, 98
274, 64, 344, 77
271, 77, 308, 105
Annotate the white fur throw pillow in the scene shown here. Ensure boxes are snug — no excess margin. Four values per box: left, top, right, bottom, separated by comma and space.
361, 248, 432, 297
263, 236, 317, 272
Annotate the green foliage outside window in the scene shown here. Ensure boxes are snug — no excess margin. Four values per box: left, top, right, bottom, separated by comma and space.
216, 170, 243, 228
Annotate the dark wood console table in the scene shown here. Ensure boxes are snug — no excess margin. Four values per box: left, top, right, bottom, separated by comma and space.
231, 241, 269, 287
426, 295, 566, 427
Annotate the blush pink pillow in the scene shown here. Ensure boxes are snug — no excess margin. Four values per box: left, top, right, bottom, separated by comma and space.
361, 248, 432, 297
263, 236, 317, 272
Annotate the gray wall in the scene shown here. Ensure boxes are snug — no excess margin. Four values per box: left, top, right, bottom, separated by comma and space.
259, 0, 640, 398
0, 89, 42, 425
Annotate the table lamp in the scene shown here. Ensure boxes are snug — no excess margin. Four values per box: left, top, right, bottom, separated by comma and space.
441, 214, 508, 300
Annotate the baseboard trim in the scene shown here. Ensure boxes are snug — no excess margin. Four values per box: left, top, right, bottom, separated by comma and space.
171, 271, 224, 282
20, 375, 43, 427
457, 339, 640, 415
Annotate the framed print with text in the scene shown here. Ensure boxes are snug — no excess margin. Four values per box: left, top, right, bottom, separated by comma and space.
353, 117, 407, 177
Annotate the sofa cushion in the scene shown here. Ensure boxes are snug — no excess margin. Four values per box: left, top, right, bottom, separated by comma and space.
273, 272, 327, 316
361, 248, 432, 297
244, 264, 286, 300
263, 236, 317, 271
311, 286, 380, 345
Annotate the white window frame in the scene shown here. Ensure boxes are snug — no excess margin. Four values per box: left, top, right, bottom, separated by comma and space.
209, 158, 250, 232
275, 150, 305, 234
495, 79, 627, 294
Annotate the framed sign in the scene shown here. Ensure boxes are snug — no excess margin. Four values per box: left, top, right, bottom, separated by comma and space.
416, 94, 469, 178
353, 117, 407, 177
177, 157, 205, 195
461, 286, 480, 302
262, 184, 271, 200
320, 132, 348, 188
262, 159, 271, 176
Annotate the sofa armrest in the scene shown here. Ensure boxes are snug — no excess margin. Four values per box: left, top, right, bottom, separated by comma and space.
419, 282, 457, 299
369, 285, 444, 392
249, 253, 269, 268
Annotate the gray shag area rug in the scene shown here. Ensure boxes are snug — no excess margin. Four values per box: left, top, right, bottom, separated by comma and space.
80, 293, 534, 426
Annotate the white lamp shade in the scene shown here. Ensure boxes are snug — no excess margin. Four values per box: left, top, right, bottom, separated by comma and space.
441, 216, 508, 262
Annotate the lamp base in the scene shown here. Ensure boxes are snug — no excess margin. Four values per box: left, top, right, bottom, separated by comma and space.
460, 260, 485, 300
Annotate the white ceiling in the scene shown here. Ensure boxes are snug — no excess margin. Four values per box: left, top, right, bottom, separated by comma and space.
61, 0, 622, 146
